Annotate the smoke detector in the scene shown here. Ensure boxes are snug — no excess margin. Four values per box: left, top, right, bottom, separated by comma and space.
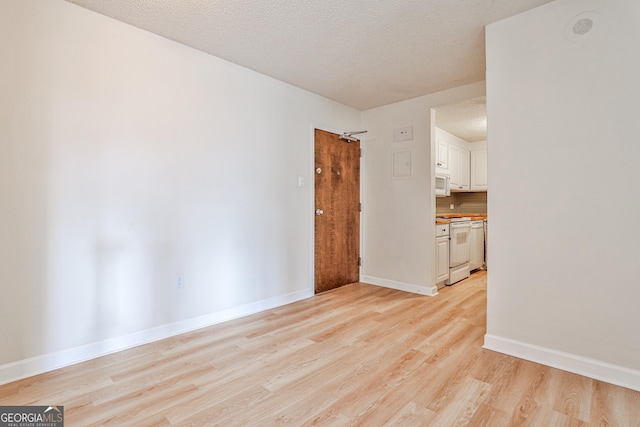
565, 11, 602, 42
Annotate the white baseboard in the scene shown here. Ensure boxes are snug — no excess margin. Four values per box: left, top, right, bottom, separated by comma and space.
483, 333, 640, 392
0, 288, 313, 386
361, 275, 438, 297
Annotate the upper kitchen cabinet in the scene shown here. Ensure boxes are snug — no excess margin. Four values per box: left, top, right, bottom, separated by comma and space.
435, 127, 470, 191
433, 96, 487, 192
470, 141, 487, 191
449, 144, 470, 191
435, 136, 449, 173
434, 127, 487, 193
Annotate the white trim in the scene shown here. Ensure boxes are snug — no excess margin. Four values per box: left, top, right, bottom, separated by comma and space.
309, 123, 319, 294
0, 289, 313, 386
483, 334, 640, 392
361, 275, 438, 296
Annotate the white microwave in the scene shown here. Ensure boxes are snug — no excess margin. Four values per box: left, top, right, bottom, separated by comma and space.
435, 173, 450, 197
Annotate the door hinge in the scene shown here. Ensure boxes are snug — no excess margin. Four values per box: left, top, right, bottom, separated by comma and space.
359, 203, 362, 212
358, 257, 362, 267
360, 148, 362, 157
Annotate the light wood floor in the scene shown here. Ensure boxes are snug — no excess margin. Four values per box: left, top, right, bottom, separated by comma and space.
1, 271, 639, 426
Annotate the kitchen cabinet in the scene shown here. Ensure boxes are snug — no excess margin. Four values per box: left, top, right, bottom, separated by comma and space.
435, 224, 450, 287
435, 137, 448, 172
434, 127, 484, 192
449, 144, 470, 191
460, 149, 470, 191
469, 220, 484, 271
470, 149, 488, 191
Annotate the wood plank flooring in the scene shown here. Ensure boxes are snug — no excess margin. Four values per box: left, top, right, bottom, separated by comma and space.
1, 271, 639, 426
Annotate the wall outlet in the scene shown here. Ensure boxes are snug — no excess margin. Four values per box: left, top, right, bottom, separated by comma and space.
450, 203, 455, 210
176, 274, 185, 289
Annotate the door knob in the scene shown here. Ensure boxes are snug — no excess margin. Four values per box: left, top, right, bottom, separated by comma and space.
316, 209, 324, 215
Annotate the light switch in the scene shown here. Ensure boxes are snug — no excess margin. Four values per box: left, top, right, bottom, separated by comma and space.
298, 176, 304, 187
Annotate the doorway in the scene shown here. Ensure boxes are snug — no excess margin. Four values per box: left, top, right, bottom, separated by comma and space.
431, 96, 488, 287
432, 96, 487, 217
314, 129, 360, 293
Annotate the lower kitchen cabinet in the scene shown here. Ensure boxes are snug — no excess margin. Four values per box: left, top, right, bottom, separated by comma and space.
435, 224, 450, 287
469, 220, 484, 271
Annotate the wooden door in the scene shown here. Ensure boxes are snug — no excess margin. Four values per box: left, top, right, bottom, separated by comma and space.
314, 129, 360, 293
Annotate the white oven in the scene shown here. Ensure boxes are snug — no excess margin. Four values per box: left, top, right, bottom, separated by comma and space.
435, 173, 450, 197
447, 218, 471, 285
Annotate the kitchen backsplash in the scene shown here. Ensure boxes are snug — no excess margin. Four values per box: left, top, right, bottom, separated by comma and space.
436, 192, 487, 215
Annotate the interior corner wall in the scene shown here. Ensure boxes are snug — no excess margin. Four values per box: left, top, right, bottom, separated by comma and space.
360, 82, 485, 295
485, 0, 640, 390
0, 0, 361, 383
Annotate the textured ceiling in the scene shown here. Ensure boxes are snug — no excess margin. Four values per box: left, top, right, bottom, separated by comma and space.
435, 96, 487, 142
64, 0, 553, 110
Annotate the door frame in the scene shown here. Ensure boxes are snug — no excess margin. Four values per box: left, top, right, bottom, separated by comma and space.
308, 124, 364, 293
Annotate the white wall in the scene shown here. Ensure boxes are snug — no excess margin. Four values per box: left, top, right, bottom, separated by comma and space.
485, 0, 640, 390
361, 82, 485, 296
0, 0, 361, 383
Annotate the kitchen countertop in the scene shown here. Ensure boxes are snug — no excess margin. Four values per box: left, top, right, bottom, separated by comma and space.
436, 213, 487, 224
